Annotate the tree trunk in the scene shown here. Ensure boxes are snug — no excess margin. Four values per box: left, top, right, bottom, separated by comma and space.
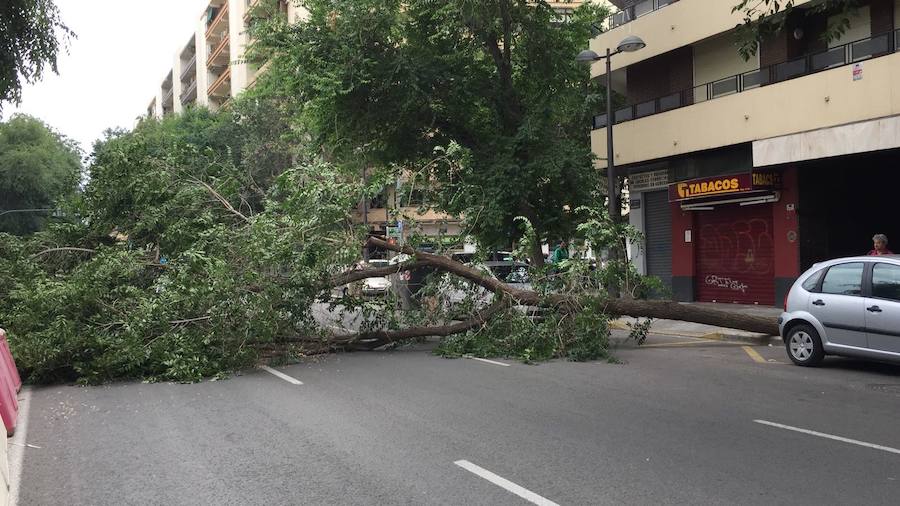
321, 237, 781, 349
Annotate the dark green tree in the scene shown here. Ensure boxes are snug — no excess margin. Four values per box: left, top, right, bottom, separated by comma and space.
0, 0, 74, 108
248, 0, 611, 265
0, 114, 81, 234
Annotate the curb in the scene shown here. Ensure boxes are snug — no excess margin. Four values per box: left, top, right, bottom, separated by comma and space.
610, 320, 781, 346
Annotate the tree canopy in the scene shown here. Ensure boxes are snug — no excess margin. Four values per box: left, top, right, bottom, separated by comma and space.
0, 0, 73, 108
0, 114, 82, 234
248, 0, 612, 264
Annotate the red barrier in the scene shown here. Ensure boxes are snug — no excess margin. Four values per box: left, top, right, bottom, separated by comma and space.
0, 329, 19, 436
0, 330, 21, 392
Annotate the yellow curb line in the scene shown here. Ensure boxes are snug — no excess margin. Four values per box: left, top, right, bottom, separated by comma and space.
641, 340, 744, 348
742, 345, 767, 363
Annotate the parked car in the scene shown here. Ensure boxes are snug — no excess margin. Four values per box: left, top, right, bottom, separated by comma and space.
443, 261, 540, 317
361, 259, 392, 296
779, 255, 900, 366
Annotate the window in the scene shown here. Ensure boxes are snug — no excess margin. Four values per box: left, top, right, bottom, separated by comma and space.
820, 263, 864, 296
801, 268, 826, 292
872, 263, 900, 301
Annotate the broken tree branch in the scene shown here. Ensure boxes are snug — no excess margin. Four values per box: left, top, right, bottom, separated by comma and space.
30, 247, 97, 259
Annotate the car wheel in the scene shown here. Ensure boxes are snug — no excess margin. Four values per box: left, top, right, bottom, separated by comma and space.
785, 324, 825, 367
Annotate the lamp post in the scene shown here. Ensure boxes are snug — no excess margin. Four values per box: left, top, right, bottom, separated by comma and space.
577, 34, 645, 297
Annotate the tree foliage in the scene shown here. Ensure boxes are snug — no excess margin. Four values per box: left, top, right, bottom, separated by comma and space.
248, 0, 612, 264
0, 114, 82, 234
733, 0, 860, 59
0, 0, 74, 108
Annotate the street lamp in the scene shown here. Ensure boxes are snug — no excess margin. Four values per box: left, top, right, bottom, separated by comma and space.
577, 34, 645, 297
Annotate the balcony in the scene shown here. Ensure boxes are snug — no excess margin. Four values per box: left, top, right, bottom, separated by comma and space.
162, 87, 174, 106
180, 80, 197, 104
599, 0, 675, 31
180, 56, 197, 82
593, 30, 899, 131
589, 0, 815, 77
205, 2, 229, 40
207, 35, 231, 68
591, 31, 900, 168
208, 67, 232, 98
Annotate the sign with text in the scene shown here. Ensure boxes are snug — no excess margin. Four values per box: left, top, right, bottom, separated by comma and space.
668, 171, 781, 202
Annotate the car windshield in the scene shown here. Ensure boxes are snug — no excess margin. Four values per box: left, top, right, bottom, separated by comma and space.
488, 264, 530, 284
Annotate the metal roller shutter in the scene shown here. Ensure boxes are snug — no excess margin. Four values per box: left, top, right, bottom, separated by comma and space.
695, 203, 775, 305
643, 191, 672, 290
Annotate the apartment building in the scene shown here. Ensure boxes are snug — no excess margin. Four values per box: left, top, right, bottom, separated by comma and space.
146, 0, 303, 118
589, 0, 900, 306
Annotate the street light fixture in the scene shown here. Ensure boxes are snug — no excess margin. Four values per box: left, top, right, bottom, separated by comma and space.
578, 35, 645, 297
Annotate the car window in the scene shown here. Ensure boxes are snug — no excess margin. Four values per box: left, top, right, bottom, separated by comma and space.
801, 268, 825, 292
872, 263, 900, 301
820, 262, 864, 296
488, 265, 530, 284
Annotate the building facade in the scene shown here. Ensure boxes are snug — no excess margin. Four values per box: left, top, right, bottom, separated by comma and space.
589, 0, 900, 306
146, 0, 304, 118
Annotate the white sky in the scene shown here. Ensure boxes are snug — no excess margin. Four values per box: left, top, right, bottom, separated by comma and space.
6, 0, 211, 155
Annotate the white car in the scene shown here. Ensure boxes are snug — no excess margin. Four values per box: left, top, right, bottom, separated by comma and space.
779, 255, 900, 366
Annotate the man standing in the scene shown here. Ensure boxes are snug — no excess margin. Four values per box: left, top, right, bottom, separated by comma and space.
868, 234, 894, 256
551, 241, 569, 264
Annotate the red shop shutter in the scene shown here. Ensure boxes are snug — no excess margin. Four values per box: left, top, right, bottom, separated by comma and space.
695, 203, 775, 305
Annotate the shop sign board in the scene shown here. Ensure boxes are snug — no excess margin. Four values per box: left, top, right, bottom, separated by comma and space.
668, 171, 781, 202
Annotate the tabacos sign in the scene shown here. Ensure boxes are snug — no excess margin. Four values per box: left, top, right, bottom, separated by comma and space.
668, 171, 781, 202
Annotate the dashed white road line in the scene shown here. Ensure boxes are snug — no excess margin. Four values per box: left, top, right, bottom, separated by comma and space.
754, 419, 900, 455
9, 388, 32, 506
260, 366, 304, 385
454, 460, 559, 506
466, 357, 511, 367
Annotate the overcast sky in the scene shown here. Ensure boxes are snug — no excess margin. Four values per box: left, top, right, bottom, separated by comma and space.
6, 0, 211, 155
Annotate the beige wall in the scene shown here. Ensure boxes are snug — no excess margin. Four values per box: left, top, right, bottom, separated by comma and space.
828, 5, 871, 48
590, 0, 813, 78
692, 34, 759, 102
229, 0, 250, 97
592, 51, 900, 168
896, 0, 900, 29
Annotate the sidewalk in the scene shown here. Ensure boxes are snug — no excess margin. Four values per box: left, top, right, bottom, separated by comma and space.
611, 302, 783, 345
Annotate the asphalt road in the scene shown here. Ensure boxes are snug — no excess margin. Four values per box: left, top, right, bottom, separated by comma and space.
11, 333, 900, 505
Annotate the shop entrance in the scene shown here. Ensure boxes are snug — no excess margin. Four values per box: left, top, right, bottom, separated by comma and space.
798, 151, 900, 269
695, 203, 775, 305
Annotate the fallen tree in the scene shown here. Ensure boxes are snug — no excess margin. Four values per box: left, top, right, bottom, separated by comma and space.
315, 236, 780, 350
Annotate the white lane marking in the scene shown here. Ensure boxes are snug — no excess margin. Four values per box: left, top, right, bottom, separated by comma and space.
454, 460, 559, 506
260, 366, 304, 385
755, 419, 900, 455
9, 388, 32, 506
466, 357, 511, 367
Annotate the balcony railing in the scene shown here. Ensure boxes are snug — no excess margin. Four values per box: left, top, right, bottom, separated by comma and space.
205, 2, 229, 39
599, 0, 675, 31
208, 67, 232, 97
180, 56, 197, 82
180, 80, 197, 104
207, 35, 231, 67
162, 88, 174, 106
593, 29, 899, 130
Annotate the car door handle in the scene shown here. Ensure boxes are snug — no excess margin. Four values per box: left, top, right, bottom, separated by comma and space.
867, 305, 883, 313
812, 299, 825, 306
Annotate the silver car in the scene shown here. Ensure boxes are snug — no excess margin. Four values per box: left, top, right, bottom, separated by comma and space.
780, 255, 900, 366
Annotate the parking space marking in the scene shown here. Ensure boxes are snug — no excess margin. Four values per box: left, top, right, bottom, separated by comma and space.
742, 346, 767, 363
466, 357, 511, 367
261, 366, 304, 385
454, 460, 559, 506
754, 420, 900, 455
